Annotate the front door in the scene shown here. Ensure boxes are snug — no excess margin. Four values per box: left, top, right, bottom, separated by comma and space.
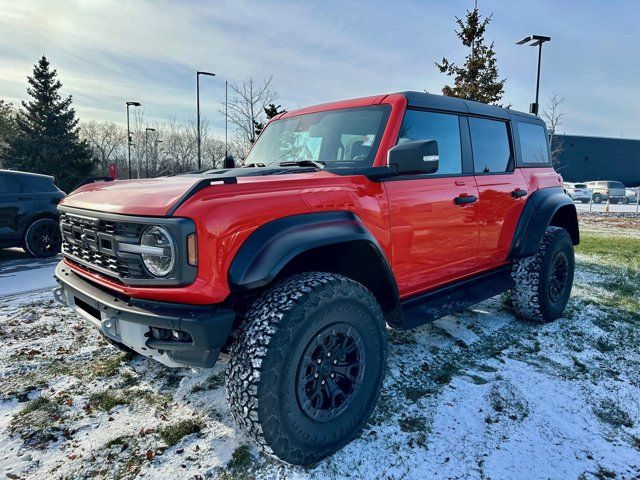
384, 110, 479, 298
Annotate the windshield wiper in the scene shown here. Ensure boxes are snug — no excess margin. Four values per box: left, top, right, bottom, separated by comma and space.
277, 159, 325, 169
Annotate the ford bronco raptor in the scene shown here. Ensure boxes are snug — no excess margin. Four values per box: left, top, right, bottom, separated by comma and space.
53, 92, 579, 464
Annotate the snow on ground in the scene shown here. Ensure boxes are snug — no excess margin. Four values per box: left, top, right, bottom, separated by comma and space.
0, 249, 59, 296
0, 224, 639, 480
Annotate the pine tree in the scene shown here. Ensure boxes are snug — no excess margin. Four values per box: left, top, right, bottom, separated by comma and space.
436, 4, 506, 105
253, 103, 287, 138
5, 56, 94, 191
0, 100, 17, 163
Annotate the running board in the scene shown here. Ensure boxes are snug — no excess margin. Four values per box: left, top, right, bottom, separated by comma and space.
400, 266, 515, 329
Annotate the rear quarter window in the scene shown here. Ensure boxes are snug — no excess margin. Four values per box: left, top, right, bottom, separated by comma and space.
518, 122, 550, 165
19, 176, 57, 193
607, 181, 625, 189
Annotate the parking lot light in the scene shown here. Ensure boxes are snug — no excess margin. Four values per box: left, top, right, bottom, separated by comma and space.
516, 35, 551, 115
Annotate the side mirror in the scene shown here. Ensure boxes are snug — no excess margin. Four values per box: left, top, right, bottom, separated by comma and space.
388, 140, 439, 175
223, 154, 236, 169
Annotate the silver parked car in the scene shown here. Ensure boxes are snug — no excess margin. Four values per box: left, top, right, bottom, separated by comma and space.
586, 180, 627, 204
625, 187, 639, 204
563, 182, 592, 203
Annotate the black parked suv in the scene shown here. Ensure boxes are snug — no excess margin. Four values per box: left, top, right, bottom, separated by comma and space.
0, 170, 65, 257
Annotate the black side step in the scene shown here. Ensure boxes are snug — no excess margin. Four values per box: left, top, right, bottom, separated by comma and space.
400, 265, 515, 329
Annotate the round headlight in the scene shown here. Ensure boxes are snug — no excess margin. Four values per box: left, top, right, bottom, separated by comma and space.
140, 226, 175, 277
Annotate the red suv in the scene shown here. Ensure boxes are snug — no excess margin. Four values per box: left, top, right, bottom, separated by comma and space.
54, 92, 579, 464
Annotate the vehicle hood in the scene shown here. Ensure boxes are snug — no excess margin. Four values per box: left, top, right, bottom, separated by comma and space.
60, 166, 325, 216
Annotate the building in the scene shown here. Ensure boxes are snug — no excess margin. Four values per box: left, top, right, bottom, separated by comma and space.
551, 134, 640, 187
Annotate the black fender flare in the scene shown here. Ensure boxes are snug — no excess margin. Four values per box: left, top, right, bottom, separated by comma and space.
228, 211, 399, 299
509, 186, 579, 259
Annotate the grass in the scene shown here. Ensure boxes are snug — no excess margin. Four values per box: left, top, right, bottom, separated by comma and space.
88, 353, 128, 378
228, 445, 252, 470
159, 419, 203, 446
398, 415, 427, 433
594, 400, 633, 429
190, 371, 226, 393
88, 391, 128, 411
10, 396, 62, 446
576, 234, 640, 273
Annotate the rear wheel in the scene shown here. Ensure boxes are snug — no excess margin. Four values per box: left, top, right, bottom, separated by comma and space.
610, 198, 619, 204
580, 199, 590, 204
226, 272, 387, 465
24, 218, 61, 258
510, 226, 574, 323
622, 197, 629, 205
593, 193, 602, 203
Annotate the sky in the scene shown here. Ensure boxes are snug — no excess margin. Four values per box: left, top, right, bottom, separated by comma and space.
1, 0, 639, 139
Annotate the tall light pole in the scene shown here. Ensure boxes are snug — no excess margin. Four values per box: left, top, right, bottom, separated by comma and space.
145, 127, 156, 178
126, 101, 141, 179
196, 70, 216, 170
516, 35, 551, 115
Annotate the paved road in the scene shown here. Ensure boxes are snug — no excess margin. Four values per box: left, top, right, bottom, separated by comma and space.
575, 201, 640, 214
0, 248, 60, 297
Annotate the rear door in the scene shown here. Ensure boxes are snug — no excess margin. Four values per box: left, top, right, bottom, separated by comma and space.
469, 117, 528, 268
384, 109, 479, 297
0, 173, 28, 242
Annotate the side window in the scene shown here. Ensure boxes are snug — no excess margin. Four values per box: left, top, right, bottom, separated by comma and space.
19, 176, 56, 193
518, 122, 550, 164
469, 117, 513, 174
0, 174, 22, 194
397, 110, 462, 175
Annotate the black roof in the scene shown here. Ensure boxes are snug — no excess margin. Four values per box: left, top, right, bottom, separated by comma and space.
397, 91, 542, 124
0, 169, 55, 181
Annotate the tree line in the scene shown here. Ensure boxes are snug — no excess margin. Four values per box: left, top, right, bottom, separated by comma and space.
0, 57, 286, 192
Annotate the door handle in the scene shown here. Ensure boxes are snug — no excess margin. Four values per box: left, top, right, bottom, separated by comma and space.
511, 189, 527, 198
455, 194, 478, 205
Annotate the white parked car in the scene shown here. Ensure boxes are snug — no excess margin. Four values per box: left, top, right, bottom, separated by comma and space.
625, 187, 639, 204
563, 182, 592, 203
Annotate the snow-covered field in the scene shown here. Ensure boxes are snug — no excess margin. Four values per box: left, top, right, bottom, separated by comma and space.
1, 220, 639, 480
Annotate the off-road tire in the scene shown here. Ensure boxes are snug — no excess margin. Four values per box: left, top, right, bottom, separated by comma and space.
510, 226, 574, 323
24, 217, 61, 258
226, 272, 387, 465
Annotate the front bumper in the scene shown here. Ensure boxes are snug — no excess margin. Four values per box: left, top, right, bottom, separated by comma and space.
53, 262, 235, 368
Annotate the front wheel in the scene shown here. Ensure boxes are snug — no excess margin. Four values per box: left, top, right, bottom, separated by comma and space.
593, 194, 602, 203
24, 218, 62, 258
510, 226, 574, 323
622, 197, 629, 205
226, 272, 387, 465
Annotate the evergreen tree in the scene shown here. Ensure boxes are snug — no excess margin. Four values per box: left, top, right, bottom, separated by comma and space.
436, 4, 506, 105
0, 100, 17, 164
5, 56, 94, 191
253, 103, 287, 138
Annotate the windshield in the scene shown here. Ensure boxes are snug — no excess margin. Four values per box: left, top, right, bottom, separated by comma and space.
245, 105, 390, 168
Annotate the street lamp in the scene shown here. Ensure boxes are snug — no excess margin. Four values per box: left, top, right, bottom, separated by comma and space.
196, 70, 216, 170
145, 127, 156, 178
126, 101, 141, 179
516, 35, 551, 115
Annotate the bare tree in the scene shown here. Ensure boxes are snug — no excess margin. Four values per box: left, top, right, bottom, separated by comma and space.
222, 76, 278, 151
81, 121, 125, 175
542, 92, 566, 168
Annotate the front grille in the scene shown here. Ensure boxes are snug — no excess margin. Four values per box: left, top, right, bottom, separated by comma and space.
60, 212, 150, 280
